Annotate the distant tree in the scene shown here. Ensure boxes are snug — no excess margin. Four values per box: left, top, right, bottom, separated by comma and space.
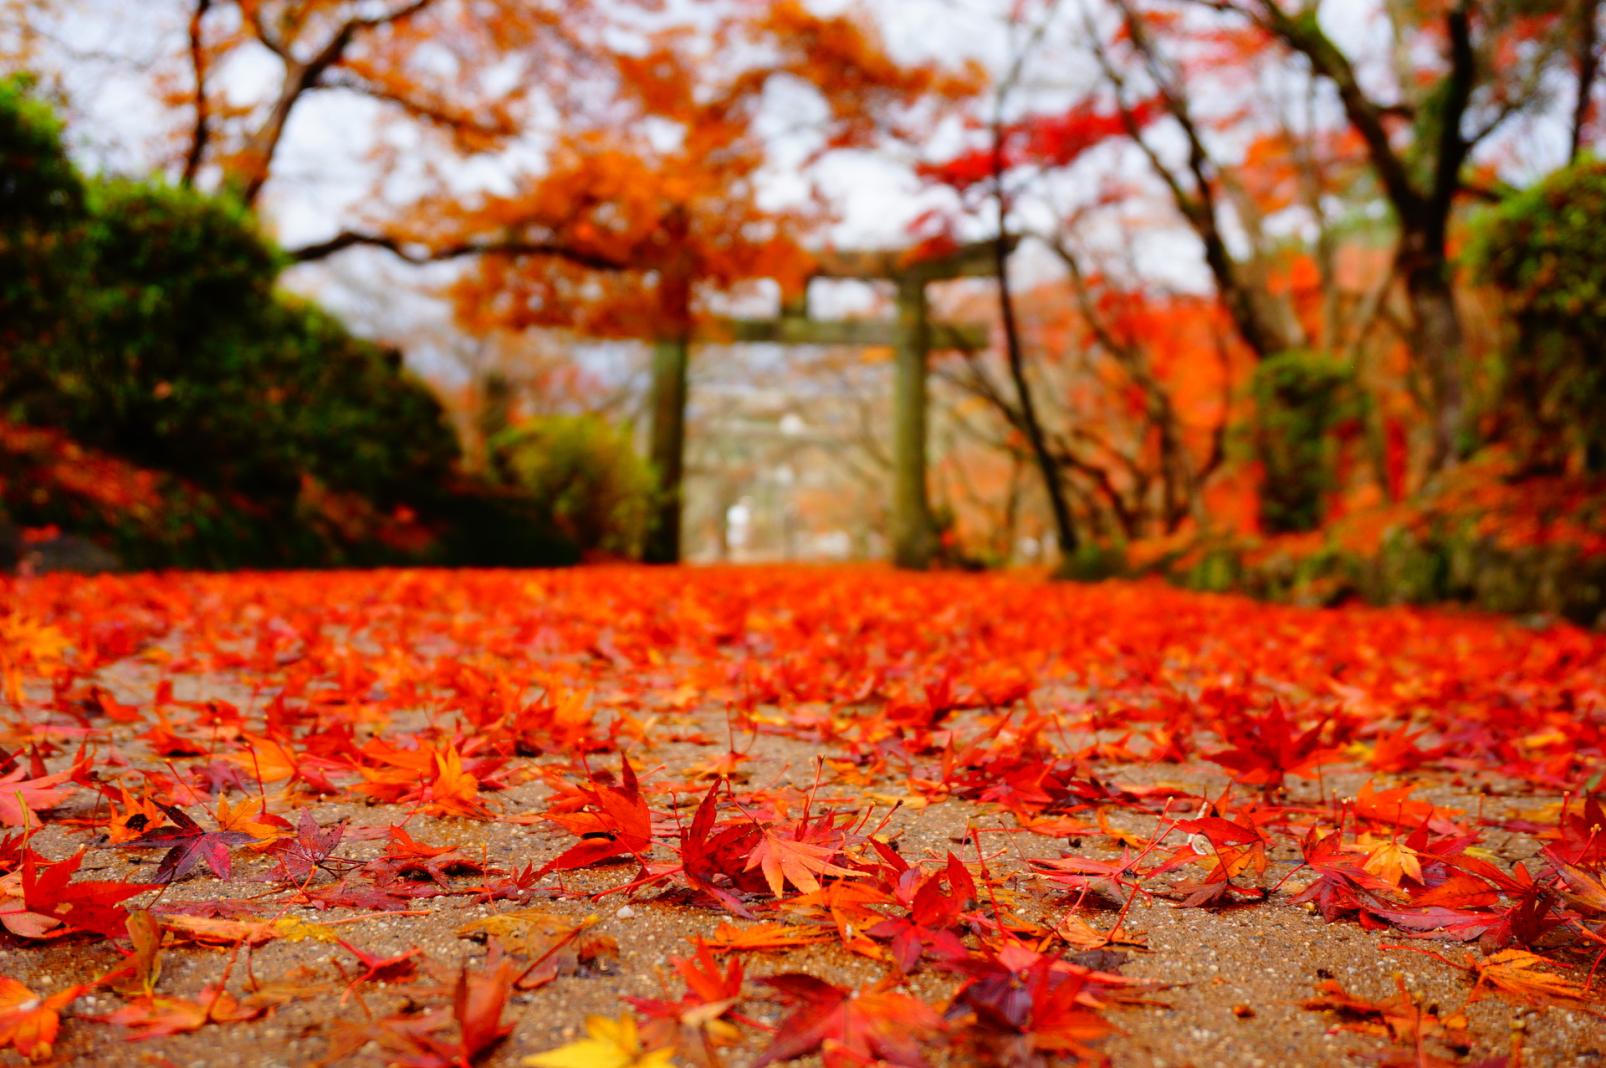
1162, 0, 1604, 469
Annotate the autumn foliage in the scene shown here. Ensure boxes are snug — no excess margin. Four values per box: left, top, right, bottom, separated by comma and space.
0, 565, 1602, 1063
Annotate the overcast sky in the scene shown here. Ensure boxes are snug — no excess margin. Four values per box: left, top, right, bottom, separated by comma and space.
25, 0, 1586, 385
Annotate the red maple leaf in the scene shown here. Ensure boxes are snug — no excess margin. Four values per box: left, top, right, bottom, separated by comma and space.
537, 754, 654, 877
1205, 703, 1335, 787
269, 810, 347, 884
20, 849, 154, 940
122, 803, 255, 883
867, 853, 976, 974
754, 974, 942, 1067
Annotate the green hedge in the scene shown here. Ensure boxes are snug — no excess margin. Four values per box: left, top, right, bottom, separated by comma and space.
0, 77, 576, 569
1469, 159, 1606, 471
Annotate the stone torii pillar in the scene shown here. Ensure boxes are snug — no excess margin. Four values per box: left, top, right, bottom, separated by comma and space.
643, 239, 999, 568
807, 239, 1004, 569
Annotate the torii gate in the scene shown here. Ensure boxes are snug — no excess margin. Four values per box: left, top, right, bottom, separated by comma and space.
644, 238, 1000, 569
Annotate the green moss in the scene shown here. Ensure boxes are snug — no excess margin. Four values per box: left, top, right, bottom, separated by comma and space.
1252, 351, 1359, 533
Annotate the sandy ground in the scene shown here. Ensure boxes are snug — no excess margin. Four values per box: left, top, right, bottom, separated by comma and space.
0, 567, 1602, 1067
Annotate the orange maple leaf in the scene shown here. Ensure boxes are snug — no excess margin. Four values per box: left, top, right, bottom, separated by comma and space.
100, 984, 273, 1039
0, 976, 82, 1061
703, 922, 834, 952
425, 744, 489, 818
744, 831, 860, 897
105, 789, 166, 845
1469, 950, 1593, 1006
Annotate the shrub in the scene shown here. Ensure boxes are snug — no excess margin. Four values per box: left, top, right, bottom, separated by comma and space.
1, 82, 601, 572
0, 80, 488, 568
414, 479, 582, 568
0, 75, 87, 396
1469, 159, 1606, 471
490, 415, 653, 558
1251, 351, 1358, 534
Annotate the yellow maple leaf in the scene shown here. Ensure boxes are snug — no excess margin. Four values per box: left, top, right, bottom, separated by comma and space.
1358, 834, 1422, 886
523, 1015, 675, 1068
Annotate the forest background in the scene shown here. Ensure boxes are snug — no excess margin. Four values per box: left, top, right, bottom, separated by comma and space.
3, 0, 1605, 624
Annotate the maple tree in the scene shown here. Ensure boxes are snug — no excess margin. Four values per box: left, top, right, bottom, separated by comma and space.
1094, 0, 1603, 471
9, 3, 1606, 1062
414, 5, 977, 562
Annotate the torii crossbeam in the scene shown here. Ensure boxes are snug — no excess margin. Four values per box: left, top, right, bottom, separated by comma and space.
644, 238, 1002, 569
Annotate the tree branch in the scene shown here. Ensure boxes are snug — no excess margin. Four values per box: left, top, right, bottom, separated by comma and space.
287, 230, 631, 272
1240, 0, 1425, 216
180, 0, 212, 186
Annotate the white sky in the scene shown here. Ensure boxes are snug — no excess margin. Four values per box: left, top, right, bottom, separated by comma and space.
24, 0, 1590, 386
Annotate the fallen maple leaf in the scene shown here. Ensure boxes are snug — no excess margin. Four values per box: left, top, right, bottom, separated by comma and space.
1204, 703, 1334, 788
213, 794, 292, 845
1301, 975, 1465, 1046
455, 954, 516, 1062
538, 754, 654, 876
458, 907, 597, 957
19, 848, 153, 940
123, 803, 255, 883
0, 765, 76, 827
269, 809, 347, 883
524, 1014, 675, 1068
702, 922, 833, 952
105, 789, 166, 844
0, 975, 82, 1061
100, 985, 274, 1039
116, 910, 163, 996
1469, 949, 1593, 1006
1359, 835, 1424, 887
744, 831, 859, 898
336, 939, 420, 1002
755, 974, 941, 1066
428, 742, 492, 818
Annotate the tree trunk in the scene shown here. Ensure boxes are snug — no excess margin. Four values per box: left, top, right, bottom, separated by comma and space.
475, 370, 513, 471
891, 278, 938, 569
1571, 0, 1601, 163
995, 230, 1078, 560
644, 335, 689, 564
1401, 244, 1467, 470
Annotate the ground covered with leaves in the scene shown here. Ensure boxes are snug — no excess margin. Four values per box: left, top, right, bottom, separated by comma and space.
0, 567, 1603, 1067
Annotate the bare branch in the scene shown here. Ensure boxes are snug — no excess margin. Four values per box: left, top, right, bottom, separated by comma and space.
287, 230, 631, 273
180, 0, 212, 186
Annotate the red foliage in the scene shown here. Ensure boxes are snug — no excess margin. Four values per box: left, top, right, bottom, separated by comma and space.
0, 566, 1603, 1063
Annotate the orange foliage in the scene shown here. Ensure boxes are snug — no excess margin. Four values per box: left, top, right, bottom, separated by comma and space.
0, 564, 1603, 1061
